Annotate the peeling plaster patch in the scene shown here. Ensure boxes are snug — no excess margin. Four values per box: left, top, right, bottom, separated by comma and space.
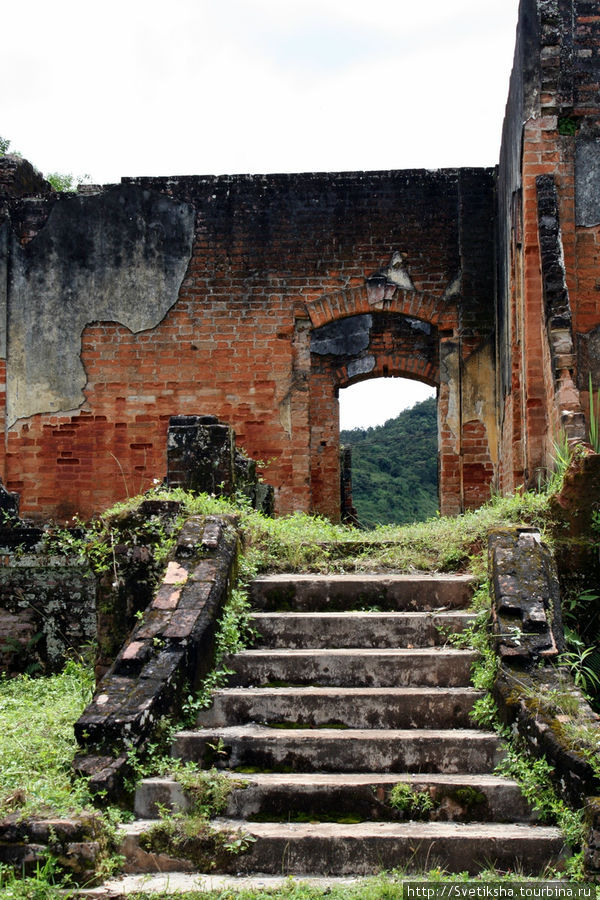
279, 394, 292, 437
440, 343, 460, 453
0, 219, 8, 358
310, 314, 372, 356
347, 355, 375, 379
7, 185, 195, 426
440, 340, 497, 464
385, 251, 415, 291
575, 135, 600, 226
462, 340, 498, 465
443, 273, 462, 301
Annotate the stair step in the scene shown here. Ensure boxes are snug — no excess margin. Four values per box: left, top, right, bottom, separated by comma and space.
251, 611, 476, 648
78, 873, 368, 897
197, 686, 483, 729
224, 648, 477, 687
250, 574, 474, 612
122, 819, 565, 876
172, 726, 503, 773
135, 772, 537, 824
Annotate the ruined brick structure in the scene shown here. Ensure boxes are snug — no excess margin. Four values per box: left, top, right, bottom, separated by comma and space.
0, 0, 599, 522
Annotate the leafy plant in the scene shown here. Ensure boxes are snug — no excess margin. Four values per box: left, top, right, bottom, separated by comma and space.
548, 429, 572, 493
182, 581, 258, 722
0, 856, 71, 900
46, 172, 91, 193
496, 740, 586, 852
558, 642, 600, 694
558, 116, 578, 136
388, 782, 435, 817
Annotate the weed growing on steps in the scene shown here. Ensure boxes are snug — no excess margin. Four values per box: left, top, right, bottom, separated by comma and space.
495, 741, 587, 881
43, 481, 556, 580
0, 856, 76, 900
138, 811, 257, 871
388, 782, 436, 817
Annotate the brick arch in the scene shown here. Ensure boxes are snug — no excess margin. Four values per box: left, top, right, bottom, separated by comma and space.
304, 284, 457, 332
332, 353, 439, 392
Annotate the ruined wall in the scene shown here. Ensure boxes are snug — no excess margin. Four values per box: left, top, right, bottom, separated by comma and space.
5, 0, 598, 522
497, 0, 600, 492
0, 166, 497, 521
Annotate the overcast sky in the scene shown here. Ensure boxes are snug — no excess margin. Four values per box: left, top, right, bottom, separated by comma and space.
2, 0, 521, 429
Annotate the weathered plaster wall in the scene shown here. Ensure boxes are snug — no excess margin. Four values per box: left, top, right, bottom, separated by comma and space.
7, 186, 195, 425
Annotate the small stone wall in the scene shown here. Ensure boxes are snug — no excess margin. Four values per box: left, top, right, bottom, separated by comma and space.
0, 527, 96, 675
0, 812, 110, 882
167, 415, 274, 515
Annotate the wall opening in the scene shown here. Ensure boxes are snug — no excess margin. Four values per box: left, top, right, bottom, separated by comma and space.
339, 377, 438, 527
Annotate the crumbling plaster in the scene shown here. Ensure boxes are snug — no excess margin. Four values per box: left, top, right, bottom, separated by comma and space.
5, 186, 194, 426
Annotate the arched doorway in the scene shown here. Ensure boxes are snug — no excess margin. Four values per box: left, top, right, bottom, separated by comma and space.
308, 310, 442, 520
303, 285, 498, 522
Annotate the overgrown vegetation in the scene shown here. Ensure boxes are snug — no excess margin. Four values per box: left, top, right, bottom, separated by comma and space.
341, 396, 438, 526
2, 467, 599, 892
0, 660, 95, 818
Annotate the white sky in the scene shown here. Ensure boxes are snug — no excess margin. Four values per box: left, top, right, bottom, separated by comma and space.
2, 0, 520, 429
340, 379, 436, 431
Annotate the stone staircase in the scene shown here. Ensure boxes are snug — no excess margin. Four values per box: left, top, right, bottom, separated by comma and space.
124, 573, 566, 879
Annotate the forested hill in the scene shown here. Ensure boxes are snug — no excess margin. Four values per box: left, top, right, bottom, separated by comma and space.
340, 395, 438, 527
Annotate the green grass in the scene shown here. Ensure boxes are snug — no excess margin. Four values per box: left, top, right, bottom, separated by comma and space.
0, 659, 95, 818
115, 483, 552, 576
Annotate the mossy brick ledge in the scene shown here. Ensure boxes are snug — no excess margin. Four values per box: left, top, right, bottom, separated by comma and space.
0, 812, 111, 882
94, 498, 184, 681
489, 526, 600, 879
494, 666, 600, 802
73, 514, 239, 799
488, 526, 564, 664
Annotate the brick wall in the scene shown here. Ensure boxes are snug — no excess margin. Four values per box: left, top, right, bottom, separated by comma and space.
1, 169, 496, 522
496, 0, 600, 491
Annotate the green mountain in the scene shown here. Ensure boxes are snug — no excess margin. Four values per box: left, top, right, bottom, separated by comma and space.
340, 396, 438, 527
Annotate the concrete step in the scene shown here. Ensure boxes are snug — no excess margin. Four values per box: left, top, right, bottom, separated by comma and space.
172, 726, 503, 773
122, 818, 566, 876
135, 772, 537, 824
250, 574, 474, 612
224, 648, 477, 688
250, 610, 477, 649
196, 686, 483, 729
78, 873, 370, 897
